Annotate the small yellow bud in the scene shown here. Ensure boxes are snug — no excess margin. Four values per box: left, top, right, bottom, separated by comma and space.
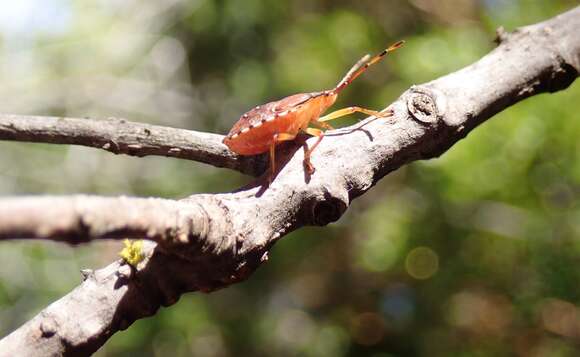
119, 239, 145, 267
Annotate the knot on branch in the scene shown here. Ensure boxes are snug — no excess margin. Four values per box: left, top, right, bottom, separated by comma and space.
407, 86, 445, 125
545, 58, 578, 93
310, 191, 348, 226
39, 313, 58, 338
159, 198, 238, 264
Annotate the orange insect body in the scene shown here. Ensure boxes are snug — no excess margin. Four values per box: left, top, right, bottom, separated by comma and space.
223, 92, 337, 155
223, 40, 404, 182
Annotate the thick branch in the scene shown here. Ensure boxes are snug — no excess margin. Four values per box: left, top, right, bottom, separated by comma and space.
0, 196, 210, 245
0, 6, 578, 357
0, 115, 266, 176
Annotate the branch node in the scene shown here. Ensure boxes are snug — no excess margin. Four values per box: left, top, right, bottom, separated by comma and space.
260, 251, 269, 262
80, 269, 95, 281
547, 58, 578, 92
39, 316, 58, 338
310, 192, 348, 226
106, 140, 120, 154
117, 264, 133, 279
407, 86, 445, 125
494, 26, 509, 44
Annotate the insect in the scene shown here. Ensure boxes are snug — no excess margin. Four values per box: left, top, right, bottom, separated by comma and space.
223, 40, 404, 183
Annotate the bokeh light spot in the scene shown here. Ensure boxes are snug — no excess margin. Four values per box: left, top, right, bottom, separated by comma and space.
448, 290, 513, 335
540, 298, 580, 338
405, 246, 439, 280
350, 312, 386, 346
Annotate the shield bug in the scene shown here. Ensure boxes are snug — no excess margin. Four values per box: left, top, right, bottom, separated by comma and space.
223, 40, 404, 183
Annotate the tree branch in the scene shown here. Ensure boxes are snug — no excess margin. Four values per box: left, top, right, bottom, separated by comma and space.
0, 6, 578, 356
0, 115, 266, 176
0, 196, 210, 245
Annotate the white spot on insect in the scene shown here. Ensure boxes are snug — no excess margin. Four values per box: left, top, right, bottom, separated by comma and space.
241, 127, 250, 134
266, 117, 276, 122
231, 133, 239, 139
243, 114, 249, 118
255, 105, 261, 110
253, 122, 263, 128
278, 110, 288, 116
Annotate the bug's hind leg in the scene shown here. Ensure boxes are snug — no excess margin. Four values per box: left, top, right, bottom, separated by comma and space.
268, 133, 296, 184
317, 106, 392, 122
302, 128, 324, 175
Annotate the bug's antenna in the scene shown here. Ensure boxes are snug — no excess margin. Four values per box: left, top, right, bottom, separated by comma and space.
338, 54, 371, 87
333, 40, 405, 93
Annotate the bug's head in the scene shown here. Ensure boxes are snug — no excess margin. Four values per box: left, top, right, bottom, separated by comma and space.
322, 90, 338, 108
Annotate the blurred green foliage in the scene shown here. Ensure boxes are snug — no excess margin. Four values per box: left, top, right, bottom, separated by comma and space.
0, 0, 579, 356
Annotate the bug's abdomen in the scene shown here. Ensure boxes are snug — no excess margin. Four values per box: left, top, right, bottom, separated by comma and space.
223, 111, 303, 155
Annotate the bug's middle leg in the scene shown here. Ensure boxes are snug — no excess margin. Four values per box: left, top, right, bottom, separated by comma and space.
302, 127, 324, 175
268, 132, 296, 183
317, 106, 392, 122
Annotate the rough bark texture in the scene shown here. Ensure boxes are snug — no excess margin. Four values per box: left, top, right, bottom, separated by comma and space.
0, 6, 579, 356
0, 196, 215, 245
0, 115, 266, 176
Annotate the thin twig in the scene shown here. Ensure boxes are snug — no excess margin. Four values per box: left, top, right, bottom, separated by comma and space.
0, 115, 266, 176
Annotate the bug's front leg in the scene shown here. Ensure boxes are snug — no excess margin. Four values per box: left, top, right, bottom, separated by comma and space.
311, 120, 334, 130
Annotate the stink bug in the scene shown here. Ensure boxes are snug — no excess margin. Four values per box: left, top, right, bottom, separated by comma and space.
223, 40, 404, 183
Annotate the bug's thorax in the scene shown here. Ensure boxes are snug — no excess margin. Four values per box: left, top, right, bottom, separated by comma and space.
287, 90, 338, 131
321, 90, 338, 112
304, 90, 338, 118
295, 90, 337, 124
